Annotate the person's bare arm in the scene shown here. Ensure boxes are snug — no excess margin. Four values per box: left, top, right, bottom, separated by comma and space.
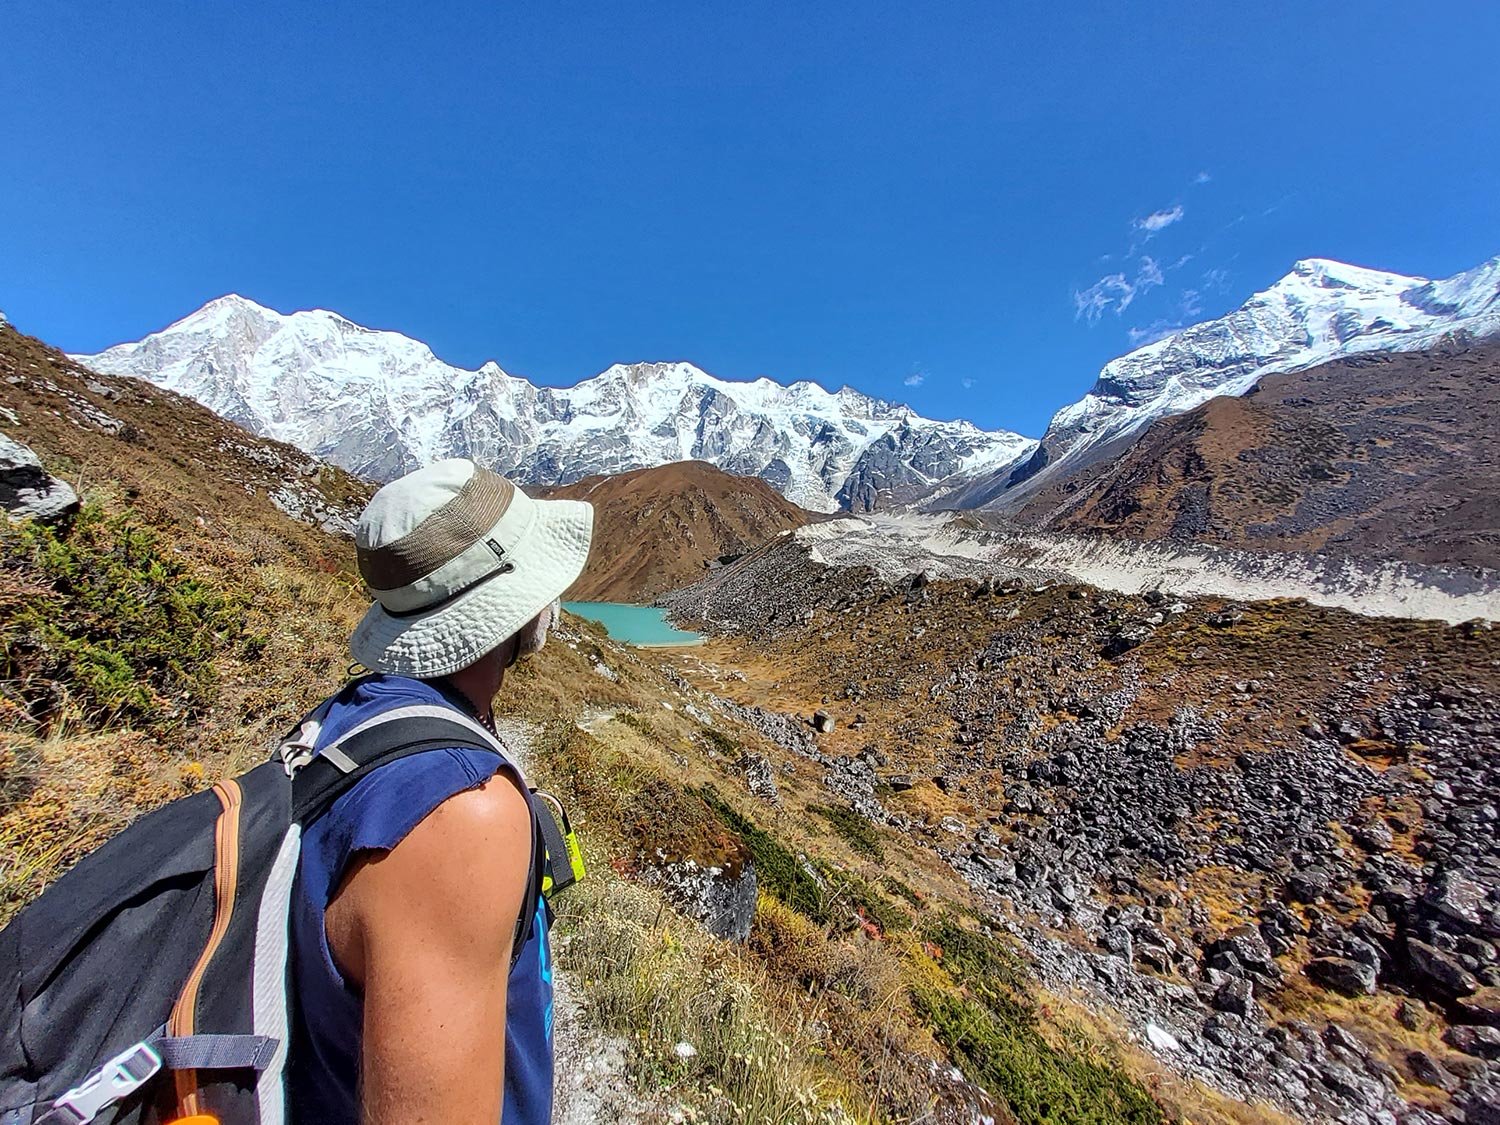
326, 775, 534, 1124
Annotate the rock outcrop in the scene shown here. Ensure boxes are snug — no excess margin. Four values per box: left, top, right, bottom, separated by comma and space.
0, 433, 78, 523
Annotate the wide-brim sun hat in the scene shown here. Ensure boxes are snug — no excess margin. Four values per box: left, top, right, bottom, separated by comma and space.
349, 459, 593, 677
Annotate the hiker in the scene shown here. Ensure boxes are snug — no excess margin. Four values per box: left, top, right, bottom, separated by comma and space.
288, 459, 593, 1124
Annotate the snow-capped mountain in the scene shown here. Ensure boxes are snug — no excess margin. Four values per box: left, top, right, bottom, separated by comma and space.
957, 254, 1500, 510
75, 296, 1034, 513
71, 252, 1500, 517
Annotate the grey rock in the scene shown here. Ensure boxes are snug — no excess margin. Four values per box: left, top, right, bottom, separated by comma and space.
1455, 1080, 1500, 1125
1287, 867, 1335, 904
1101, 925, 1134, 961
1407, 938, 1481, 999
1406, 1049, 1460, 1091
1455, 986, 1500, 1027
1323, 1023, 1367, 1060
1307, 956, 1377, 997
1201, 1012, 1247, 1049
0, 433, 78, 524
1396, 1000, 1430, 1031
1445, 1024, 1500, 1060
1426, 870, 1488, 930
1355, 818, 1395, 853
1317, 1060, 1380, 1104
644, 858, 758, 943
738, 753, 780, 804
1212, 976, 1257, 1017
1206, 925, 1283, 986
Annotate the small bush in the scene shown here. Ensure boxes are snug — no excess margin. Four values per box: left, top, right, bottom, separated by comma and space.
811, 803, 885, 861
925, 916, 1028, 1000
914, 921, 1162, 1125
700, 726, 740, 757
817, 863, 911, 936
913, 987, 1161, 1125
884, 875, 923, 908
0, 505, 247, 729
696, 785, 830, 920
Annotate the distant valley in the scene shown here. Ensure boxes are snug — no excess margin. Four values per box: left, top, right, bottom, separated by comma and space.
6, 262, 1500, 1123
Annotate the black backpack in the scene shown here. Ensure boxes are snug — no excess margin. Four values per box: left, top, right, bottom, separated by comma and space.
0, 683, 576, 1125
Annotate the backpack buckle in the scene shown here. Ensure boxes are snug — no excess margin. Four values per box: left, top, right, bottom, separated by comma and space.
279, 718, 323, 777
51, 1042, 162, 1124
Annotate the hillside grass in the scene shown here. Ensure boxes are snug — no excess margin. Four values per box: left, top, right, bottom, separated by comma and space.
0, 476, 1180, 1124
0, 503, 251, 730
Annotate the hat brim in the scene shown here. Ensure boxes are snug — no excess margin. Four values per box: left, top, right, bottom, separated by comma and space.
349, 497, 594, 678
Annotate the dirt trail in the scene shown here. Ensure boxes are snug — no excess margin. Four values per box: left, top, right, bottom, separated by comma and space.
551, 971, 658, 1125
495, 716, 659, 1124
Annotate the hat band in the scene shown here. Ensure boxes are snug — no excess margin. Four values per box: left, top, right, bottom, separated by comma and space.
381, 554, 517, 619
359, 468, 516, 591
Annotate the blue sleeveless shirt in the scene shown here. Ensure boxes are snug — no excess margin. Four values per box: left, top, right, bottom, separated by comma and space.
286, 675, 553, 1124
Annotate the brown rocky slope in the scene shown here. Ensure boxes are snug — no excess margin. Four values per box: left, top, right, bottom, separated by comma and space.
1018, 339, 1500, 571
536, 460, 810, 602
662, 537, 1500, 1124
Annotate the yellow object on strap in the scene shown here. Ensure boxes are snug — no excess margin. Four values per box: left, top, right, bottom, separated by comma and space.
534, 790, 585, 896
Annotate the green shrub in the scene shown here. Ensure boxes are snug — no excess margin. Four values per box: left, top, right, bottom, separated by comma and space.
884, 875, 923, 908
810, 802, 885, 860
700, 726, 740, 757
815, 861, 911, 935
915, 920, 1161, 1125
695, 788, 915, 939
925, 916, 1028, 1000
913, 986, 1160, 1125
695, 785, 829, 920
0, 504, 247, 728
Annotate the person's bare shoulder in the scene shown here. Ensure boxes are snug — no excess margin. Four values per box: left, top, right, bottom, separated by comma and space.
329, 773, 534, 986
347, 774, 534, 1122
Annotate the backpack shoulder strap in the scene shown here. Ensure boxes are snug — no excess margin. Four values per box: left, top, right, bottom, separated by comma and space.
286, 704, 513, 822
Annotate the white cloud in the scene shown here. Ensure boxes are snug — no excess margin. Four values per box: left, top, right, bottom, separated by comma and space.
1201, 267, 1231, 292
1135, 204, 1185, 233
961, 378, 974, 389
1136, 255, 1164, 290
1127, 320, 1184, 347
1074, 255, 1169, 324
904, 372, 925, 387
1178, 289, 1203, 318
1074, 273, 1134, 323
1194, 171, 1212, 185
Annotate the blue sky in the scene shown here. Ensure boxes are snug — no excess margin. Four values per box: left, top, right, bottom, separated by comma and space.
4, 2, 1498, 437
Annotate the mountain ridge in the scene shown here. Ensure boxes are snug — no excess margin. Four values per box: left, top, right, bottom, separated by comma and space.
535, 459, 810, 602
75, 296, 1034, 513
1026, 339, 1500, 570
70, 251, 1500, 522
968, 253, 1500, 510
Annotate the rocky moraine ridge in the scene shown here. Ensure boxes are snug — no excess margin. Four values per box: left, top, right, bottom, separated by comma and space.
661, 540, 1500, 1124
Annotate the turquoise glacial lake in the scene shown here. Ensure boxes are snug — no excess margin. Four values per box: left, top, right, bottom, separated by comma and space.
563, 602, 705, 647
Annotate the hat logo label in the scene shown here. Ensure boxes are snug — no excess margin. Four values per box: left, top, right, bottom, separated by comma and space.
486, 538, 516, 574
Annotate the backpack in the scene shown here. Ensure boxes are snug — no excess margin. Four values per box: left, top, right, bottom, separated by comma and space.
0, 683, 580, 1125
